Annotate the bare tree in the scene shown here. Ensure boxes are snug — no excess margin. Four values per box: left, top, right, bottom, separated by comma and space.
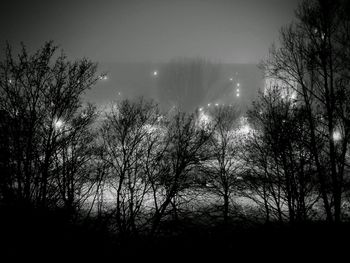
52, 104, 99, 216
243, 89, 319, 223
262, 0, 350, 222
200, 105, 241, 224
0, 41, 99, 208
149, 111, 213, 235
100, 98, 160, 236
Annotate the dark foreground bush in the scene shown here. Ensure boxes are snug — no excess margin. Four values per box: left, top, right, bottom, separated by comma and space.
1, 203, 349, 261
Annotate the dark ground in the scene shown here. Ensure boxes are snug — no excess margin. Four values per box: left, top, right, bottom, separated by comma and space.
0, 203, 349, 261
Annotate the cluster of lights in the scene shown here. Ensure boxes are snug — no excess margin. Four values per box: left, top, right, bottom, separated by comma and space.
204, 102, 234, 109
229, 75, 241, 98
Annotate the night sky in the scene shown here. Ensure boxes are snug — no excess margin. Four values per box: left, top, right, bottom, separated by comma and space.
1, 0, 300, 64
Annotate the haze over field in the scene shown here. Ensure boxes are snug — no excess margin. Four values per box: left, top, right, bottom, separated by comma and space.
1, 0, 300, 110
86, 62, 264, 111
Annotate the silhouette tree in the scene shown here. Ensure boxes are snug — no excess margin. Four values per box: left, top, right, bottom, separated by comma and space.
262, 0, 350, 222
243, 89, 318, 223
0, 41, 99, 208
100, 98, 160, 236
200, 105, 242, 224
150, 111, 213, 235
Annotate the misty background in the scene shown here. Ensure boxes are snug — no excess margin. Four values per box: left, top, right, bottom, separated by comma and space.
0, 0, 300, 110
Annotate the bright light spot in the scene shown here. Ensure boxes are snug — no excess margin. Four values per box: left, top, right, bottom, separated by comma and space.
153, 70, 158, 76
208, 103, 211, 107
54, 119, 64, 130
240, 125, 250, 134
236, 93, 240, 97
229, 78, 233, 81
197, 111, 211, 128
99, 75, 108, 80
333, 130, 341, 141
290, 92, 297, 101
215, 103, 219, 107
199, 107, 203, 111
237, 83, 240, 87
8, 79, 13, 84
143, 124, 157, 134
237, 117, 252, 136
237, 88, 240, 92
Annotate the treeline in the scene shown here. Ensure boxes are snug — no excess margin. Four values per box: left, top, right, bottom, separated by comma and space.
0, 0, 350, 240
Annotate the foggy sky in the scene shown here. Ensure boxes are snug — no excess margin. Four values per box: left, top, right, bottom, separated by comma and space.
1, 0, 300, 64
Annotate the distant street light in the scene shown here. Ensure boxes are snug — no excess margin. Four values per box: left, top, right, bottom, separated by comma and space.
153, 70, 158, 77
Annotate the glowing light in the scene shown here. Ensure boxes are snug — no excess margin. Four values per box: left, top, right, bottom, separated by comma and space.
237, 83, 240, 87
240, 125, 250, 134
333, 130, 341, 141
144, 124, 157, 133
153, 70, 158, 76
215, 103, 219, 107
236, 93, 240, 97
54, 119, 64, 130
197, 111, 211, 128
99, 75, 108, 80
8, 79, 13, 84
229, 78, 233, 81
264, 75, 298, 102
208, 103, 211, 107
199, 107, 203, 111
237, 117, 252, 136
